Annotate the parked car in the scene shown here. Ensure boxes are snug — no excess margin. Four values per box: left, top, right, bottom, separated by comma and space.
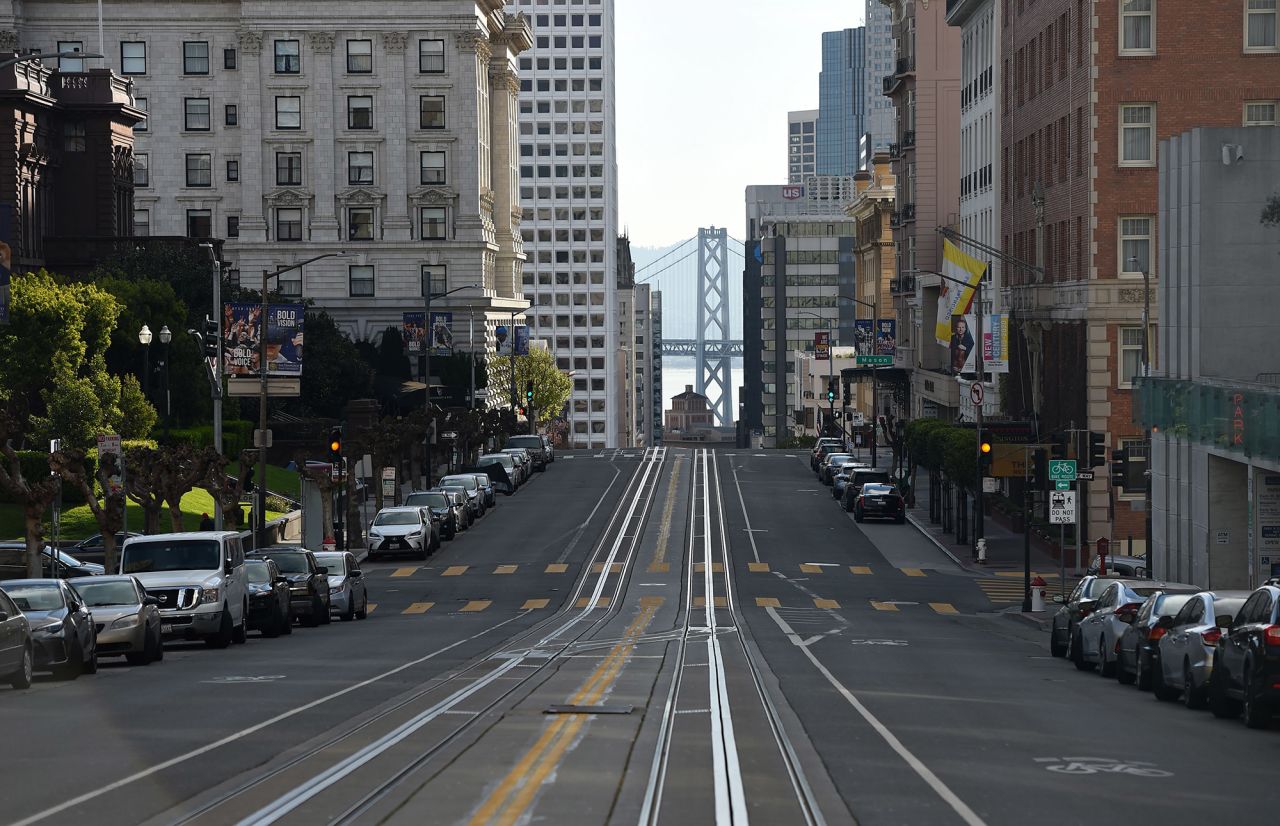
440, 474, 486, 518
1076, 579, 1198, 675
71, 575, 163, 666
405, 490, 464, 539
505, 435, 549, 471
1086, 554, 1149, 578
476, 454, 518, 494
1209, 583, 1280, 727
1153, 590, 1251, 707
818, 453, 853, 485
812, 439, 846, 471
541, 434, 555, 464
832, 463, 870, 500
68, 532, 141, 566
0, 586, 34, 689
840, 470, 895, 512
120, 532, 249, 648
248, 548, 331, 627
244, 558, 292, 638
367, 506, 440, 561
849, 483, 906, 524
501, 448, 534, 484
3, 579, 97, 679
469, 473, 497, 508
314, 551, 368, 622
1115, 589, 1200, 690
0, 543, 104, 581
440, 490, 473, 531
1050, 575, 1115, 658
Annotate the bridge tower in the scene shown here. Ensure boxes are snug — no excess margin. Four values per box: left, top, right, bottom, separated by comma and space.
696, 226, 731, 427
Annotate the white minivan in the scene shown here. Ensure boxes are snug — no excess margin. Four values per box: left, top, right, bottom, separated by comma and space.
119, 532, 249, 649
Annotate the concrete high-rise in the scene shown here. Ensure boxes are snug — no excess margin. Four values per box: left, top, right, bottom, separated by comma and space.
817, 27, 866, 176
509, 0, 619, 448
864, 0, 896, 157
787, 109, 818, 184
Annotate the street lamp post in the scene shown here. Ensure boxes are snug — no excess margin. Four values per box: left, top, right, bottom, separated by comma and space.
838, 293, 880, 469
158, 325, 172, 441
138, 324, 153, 402
421, 284, 483, 488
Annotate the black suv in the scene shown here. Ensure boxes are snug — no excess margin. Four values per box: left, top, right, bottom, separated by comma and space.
505, 436, 548, 471
248, 549, 331, 628
1209, 583, 1280, 728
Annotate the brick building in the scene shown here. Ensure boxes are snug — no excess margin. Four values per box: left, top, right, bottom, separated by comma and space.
1001, 0, 1280, 552
665, 384, 713, 437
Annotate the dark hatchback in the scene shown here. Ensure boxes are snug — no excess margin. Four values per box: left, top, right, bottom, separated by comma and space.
1210, 583, 1280, 728
248, 549, 330, 628
244, 558, 293, 638
849, 483, 905, 523
405, 490, 461, 540
3, 579, 98, 679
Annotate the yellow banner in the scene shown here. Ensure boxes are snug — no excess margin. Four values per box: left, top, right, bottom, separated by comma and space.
934, 239, 987, 345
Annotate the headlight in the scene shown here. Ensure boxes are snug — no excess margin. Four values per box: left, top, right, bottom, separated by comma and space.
35, 621, 64, 635
110, 614, 140, 629
201, 587, 220, 604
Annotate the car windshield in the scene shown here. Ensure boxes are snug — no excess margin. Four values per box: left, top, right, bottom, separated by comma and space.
122, 540, 221, 574
507, 437, 541, 448
374, 511, 421, 527
826, 454, 851, 463
261, 553, 310, 574
5, 583, 64, 611
1083, 578, 1114, 599
1154, 594, 1194, 616
442, 476, 478, 491
45, 547, 86, 566
480, 455, 515, 469
245, 561, 273, 584
862, 484, 895, 495
314, 553, 347, 574
406, 492, 449, 508
1212, 597, 1247, 616
73, 580, 139, 607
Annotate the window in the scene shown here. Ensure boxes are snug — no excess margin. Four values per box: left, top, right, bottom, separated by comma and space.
274, 39, 300, 73
348, 151, 374, 184
347, 39, 373, 73
227, 215, 239, 238
347, 95, 373, 129
134, 97, 147, 131
276, 208, 302, 241
1120, 0, 1154, 53
1118, 216, 1152, 276
58, 41, 84, 71
420, 95, 445, 129
224, 48, 237, 69
421, 265, 446, 297
1119, 327, 1148, 387
133, 153, 149, 187
1247, 0, 1278, 49
1119, 104, 1155, 166
225, 104, 238, 126
419, 38, 445, 72
121, 41, 146, 74
1245, 101, 1278, 125
420, 151, 445, 184
186, 209, 212, 238
349, 265, 375, 297
183, 41, 209, 74
275, 96, 301, 129
420, 207, 445, 240
1120, 438, 1149, 494
185, 153, 211, 187
184, 97, 210, 131
277, 152, 302, 185
133, 208, 150, 237
226, 158, 239, 181
348, 207, 374, 241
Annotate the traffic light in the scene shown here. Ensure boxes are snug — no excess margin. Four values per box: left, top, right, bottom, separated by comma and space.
328, 427, 343, 464
843, 381, 852, 406
1031, 448, 1047, 487
1110, 448, 1128, 488
525, 380, 534, 405
1088, 431, 1107, 467
203, 315, 219, 359
242, 464, 255, 494
827, 378, 837, 404
1049, 431, 1069, 460
979, 440, 993, 474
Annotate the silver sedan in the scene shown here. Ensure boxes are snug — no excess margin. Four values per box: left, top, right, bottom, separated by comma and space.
1155, 590, 1251, 708
1076, 579, 1198, 676
313, 551, 368, 622
71, 576, 164, 666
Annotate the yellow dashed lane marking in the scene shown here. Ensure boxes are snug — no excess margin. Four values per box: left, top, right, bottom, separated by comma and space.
403, 602, 434, 614
365, 603, 377, 614
494, 565, 518, 575
521, 598, 550, 610
755, 597, 781, 608
748, 562, 770, 573
650, 563, 671, 573
930, 602, 959, 614
813, 598, 841, 609
545, 564, 569, 574
575, 596, 611, 609
799, 564, 824, 574
648, 456, 684, 573
390, 567, 418, 578
460, 600, 491, 612
850, 565, 873, 575
442, 565, 468, 577
693, 596, 728, 608
871, 601, 899, 612
901, 568, 926, 577
693, 562, 724, 573
591, 562, 623, 575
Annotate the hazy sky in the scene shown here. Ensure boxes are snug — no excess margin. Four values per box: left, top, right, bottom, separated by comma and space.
616, 1, 866, 248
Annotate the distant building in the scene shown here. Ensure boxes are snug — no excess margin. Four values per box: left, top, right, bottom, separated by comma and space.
787, 109, 818, 184
844, 153, 899, 424
633, 281, 652, 447
650, 288, 663, 444
616, 233, 636, 445
665, 384, 713, 436
817, 27, 866, 176
863, 0, 895, 155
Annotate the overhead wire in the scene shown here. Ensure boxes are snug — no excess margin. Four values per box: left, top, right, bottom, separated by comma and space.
633, 236, 697, 276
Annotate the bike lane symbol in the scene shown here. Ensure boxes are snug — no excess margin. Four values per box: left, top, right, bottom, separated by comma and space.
1034, 757, 1172, 777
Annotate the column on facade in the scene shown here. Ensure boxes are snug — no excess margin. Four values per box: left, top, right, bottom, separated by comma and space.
488, 61, 521, 300
308, 30, 339, 240
237, 29, 267, 240
381, 31, 411, 241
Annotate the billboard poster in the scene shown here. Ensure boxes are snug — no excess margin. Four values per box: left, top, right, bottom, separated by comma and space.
403, 312, 426, 353
0, 202, 11, 325
430, 312, 453, 355
813, 331, 830, 361
222, 303, 305, 376
875, 319, 897, 356
984, 313, 1010, 374
853, 320, 874, 355
948, 313, 1010, 375
513, 325, 530, 356
949, 314, 977, 373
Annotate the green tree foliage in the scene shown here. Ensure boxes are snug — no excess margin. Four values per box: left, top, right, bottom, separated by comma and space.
486, 347, 572, 426
89, 242, 217, 324
376, 327, 411, 380
285, 311, 374, 419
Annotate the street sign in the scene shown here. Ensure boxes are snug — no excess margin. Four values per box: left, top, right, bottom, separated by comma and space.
851, 412, 865, 426
1048, 459, 1077, 482
1055, 481, 1071, 491
857, 355, 893, 366
381, 467, 396, 498
983, 477, 998, 493
1049, 490, 1076, 524
970, 383, 984, 406
95, 434, 123, 494
1076, 470, 1095, 481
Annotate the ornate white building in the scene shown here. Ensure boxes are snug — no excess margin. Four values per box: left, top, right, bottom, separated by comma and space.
2, 0, 532, 350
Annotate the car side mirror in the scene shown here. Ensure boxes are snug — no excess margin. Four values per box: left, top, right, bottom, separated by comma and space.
143, 596, 160, 606
0, 610, 8, 621
350, 569, 363, 578
224, 558, 234, 573
1216, 614, 1233, 629
1156, 615, 1175, 629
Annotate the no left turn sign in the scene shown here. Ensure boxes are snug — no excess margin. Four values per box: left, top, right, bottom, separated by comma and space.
970, 383, 984, 406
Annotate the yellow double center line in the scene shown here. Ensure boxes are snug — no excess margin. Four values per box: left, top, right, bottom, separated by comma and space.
647, 457, 684, 573
467, 596, 664, 826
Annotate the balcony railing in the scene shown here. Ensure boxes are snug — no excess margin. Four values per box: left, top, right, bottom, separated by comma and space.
882, 74, 899, 96
889, 210, 903, 228
887, 142, 901, 160
902, 203, 916, 222
896, 56, 915, 75
902, 130, 916, 148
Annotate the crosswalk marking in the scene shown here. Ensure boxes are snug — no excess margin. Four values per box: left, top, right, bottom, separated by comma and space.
694, 596, 728, 608
799, 564, 824, 574
930, 602, 959, 615
522, 598, 550, 610
693, 562, 725, 573
575, 596, 612, 609
813, 598, 841, 610
755, 597, 781, 608
390, 567, 418, 578
460, 600, 492, 612
545, 564, 569, 574
650, 563, 671, 573
748, 562, 770, 573
404, 602, 434, 614
591, 562, 624, 575
365, 603, 377, 614
977, 579, 1038, 603
442, 565, 468, 577
871, 601, 899, 612
849, 565, 873, 575
900, 568, 926, 577
494, 565, 518, 575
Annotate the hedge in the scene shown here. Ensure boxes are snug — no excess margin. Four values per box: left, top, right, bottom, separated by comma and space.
167, 420, 254, 457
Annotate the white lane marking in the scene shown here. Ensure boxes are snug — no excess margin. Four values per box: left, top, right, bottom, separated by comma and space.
8, 613, 527, 826
730, 458, 762, 563
765, 608, 988, 826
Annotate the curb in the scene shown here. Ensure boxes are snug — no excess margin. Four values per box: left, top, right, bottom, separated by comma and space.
904, 511, 972, 571
1002, 606, 1052, 633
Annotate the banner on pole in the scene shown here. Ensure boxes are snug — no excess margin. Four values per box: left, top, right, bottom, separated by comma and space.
403, 312, 425, 353
875, 319, 897, 356
222, 303, 305, 376
935, 239, 987, 345
430, 312, 453, 355
814, 331, 830, 361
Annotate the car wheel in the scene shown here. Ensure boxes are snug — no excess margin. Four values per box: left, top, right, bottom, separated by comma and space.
261, 610, 281, 638
126, 647, 150, 666
321, 595, 332, 625
1183, 661, 1208, 709
280, 607, 294, 636
1049, 625, 1067, 658
54, 639, 82, 681
1242, 670, 1271, 729
356, 594, 368, 620
232, 605, 248, 644
895, 513, 906, 524
1136, 653, 1153, 691
1152, 659, 1179, 701
853, 509, 863, 523
1098, 640, 1116, 678
1209, 667, 1240, 719
82, 638, 98, 674
10, 646, 32, 689
1071, 631, 1095, 671
206, 608, 234, 649
151, 627, 165, 661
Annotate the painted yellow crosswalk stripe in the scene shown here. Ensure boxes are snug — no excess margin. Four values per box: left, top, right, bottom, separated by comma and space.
748, 562, 770, 573
390, 567, 418, 578
813, 598, 840, 610
849, 565, 873, 575
365, 603, 377, 614
693, 596, 728, 608
900, 568, 926, 577
442, 565, 468, 577
930, 602, 959, 615
755, 596, 781, 608
693, 562, 725, 573
591, 562, 624, 575
871, 601, 899, 612
494, 565, 518, 575
575, 596, 611, 609
522, 598, 550, 610
799, 563, 824, 574
403, 602, 434, 614
545, 563, 569, 574
460, 600, 491, 612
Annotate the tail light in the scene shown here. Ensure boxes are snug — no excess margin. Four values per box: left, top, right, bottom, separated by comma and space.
1116, 603, 1141, 619
1148, 626, 1167, 641
1264, 625, 1280, 647
1079, 605, 1095, 618
1201, 628, 1222, 646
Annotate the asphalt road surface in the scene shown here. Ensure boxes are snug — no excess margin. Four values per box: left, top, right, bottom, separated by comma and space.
1, 448, 1274, 826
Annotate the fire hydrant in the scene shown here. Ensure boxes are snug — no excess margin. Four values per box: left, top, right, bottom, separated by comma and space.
976, 538, 988, 564
1031, 576, 1047, 612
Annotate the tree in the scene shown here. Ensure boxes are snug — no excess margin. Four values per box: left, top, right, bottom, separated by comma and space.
486, 347, 572, 427
201, 449, 255, 529
50, 449, 126, 573
123, 444, 212, 533
296, 455, 341, 543
0, 414, 66, 576
283, 310, 375, 419
89, 242, 218, 327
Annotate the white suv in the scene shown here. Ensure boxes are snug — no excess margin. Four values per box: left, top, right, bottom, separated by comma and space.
119, 532, 248, 649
